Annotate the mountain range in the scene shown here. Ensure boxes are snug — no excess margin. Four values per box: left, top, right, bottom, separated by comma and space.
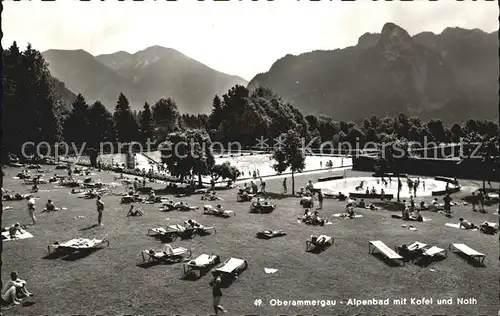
248, 23, 499, 123
43, 46, 247, 113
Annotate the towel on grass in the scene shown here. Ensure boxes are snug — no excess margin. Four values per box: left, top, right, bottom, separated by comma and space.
445, 223, 478, 231
2, 231, 34, 241
264, 268, 278, 274
332, 213, 363, 218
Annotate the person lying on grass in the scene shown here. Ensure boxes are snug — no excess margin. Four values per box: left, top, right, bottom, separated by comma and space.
127, 205, 145, 217
1, 271, 33, 306
479, 221, 497, 234
459, 218, 477, 230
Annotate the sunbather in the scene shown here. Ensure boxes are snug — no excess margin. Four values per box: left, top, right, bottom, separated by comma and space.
162, 244, 175, 255
312, 234, 329, 244
302, 209, 311, 221
1, 271, 33, 306
429, 198, 439, 212
127, 205, 144, 217
410, 209, 423, 222
459, 218, 477, 230
44, 199, 57, 212
480, 222, 497, 234
6, 223, 24, 239
345, 203, 355, 218
358, 199, 366, 208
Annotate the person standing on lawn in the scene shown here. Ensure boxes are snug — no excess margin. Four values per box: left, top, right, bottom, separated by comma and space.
283, 178, 287, 194
96, 195, 104, 226
317, 190, 324, 210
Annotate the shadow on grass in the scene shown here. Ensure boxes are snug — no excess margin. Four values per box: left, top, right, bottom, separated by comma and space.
306, 244, 332, 254
182, 270, 210, 281
63, 248, 101, 261
42, 248, 101, 261
414, 255, 447, 268
22, 301, 36, 307
136, 259, 181, 269
262, 192, 291, 200
370, 252, 403, 267
452, 252, 486, 267
79, 224, 100, 231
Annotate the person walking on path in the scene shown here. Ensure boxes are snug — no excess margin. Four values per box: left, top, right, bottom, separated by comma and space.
96, 196, 104, 226
210, 273, 227, 314
283, 178, 287, 194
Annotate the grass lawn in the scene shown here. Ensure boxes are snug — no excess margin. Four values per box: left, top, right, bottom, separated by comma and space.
1, 166, 498, 315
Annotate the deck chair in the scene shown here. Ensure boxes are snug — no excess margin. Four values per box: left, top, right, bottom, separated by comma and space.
183, 254, 221, 277
141, 246, 192, 263
369, 240, 404, 265
449, 243, 486, 265
256, 230, 286, 239
195, 225, 216, 236
203, 205, 234, 217
212, 257, 248, 282
48, 236, 109, 254
159, 203, 175, 212
421, 246, 448, 260
306, 235, 334, 251
147, 225, 185, 241
395, 241, 427, 260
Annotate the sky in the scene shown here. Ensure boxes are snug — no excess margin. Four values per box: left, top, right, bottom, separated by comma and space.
3, 0, 498, 81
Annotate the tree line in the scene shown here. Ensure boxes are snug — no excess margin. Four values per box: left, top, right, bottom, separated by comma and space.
2, 42, 498, 162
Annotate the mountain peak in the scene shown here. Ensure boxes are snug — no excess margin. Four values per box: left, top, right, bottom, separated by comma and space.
377, 22, 414, 51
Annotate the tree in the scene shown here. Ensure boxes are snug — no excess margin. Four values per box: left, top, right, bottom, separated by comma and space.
212, 162, 241, 182
88, 101, 116, 150
152, 97, 180, 134
271, 129, 306, 195
64, 94, 90, 147
114, 93, 139, 143
139, 102, 155, 143
160, 129, 215, 186
2, 43, 63, 159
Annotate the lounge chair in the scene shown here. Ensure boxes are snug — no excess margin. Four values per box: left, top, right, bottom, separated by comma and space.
306, 235, 334, 251
449, 243, 486, 265
203, 205, 234, 217
195, 225, 216, 236
368, 240, 404, 265
256, 230, 286, 239
141, 247, 192, 263
159, 203, 175, 212
48, 237, 109, 254
147, 225, 196, 241
212, 257, 248, 282
183, 254, 221, 277
174, 203, 199, 211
